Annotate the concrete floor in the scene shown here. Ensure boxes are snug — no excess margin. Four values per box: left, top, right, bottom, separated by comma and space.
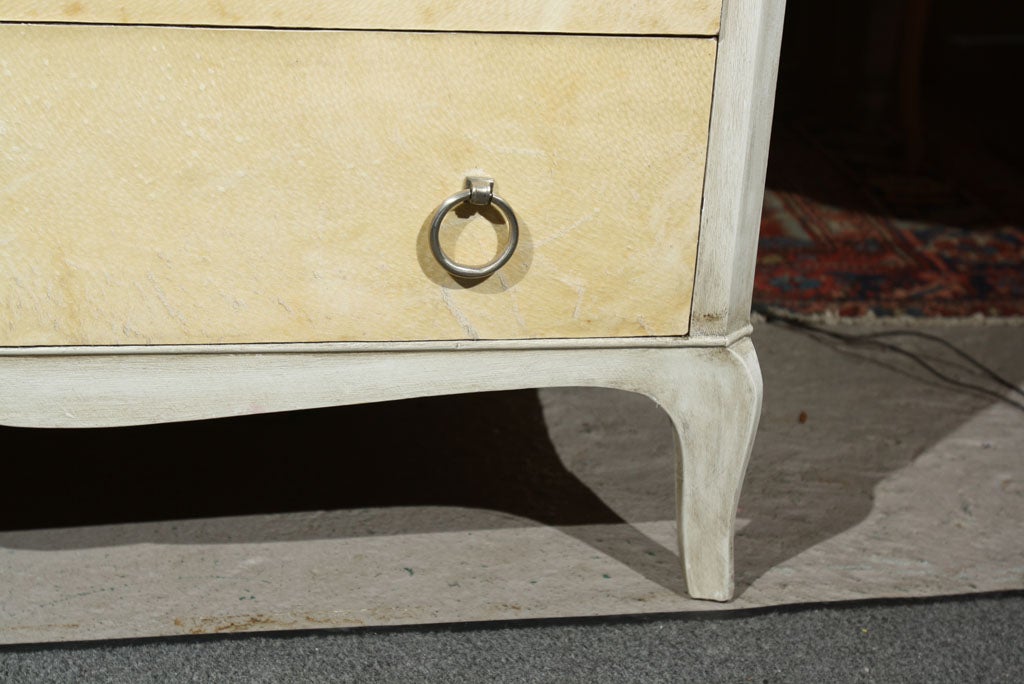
1, 320, 1022, 644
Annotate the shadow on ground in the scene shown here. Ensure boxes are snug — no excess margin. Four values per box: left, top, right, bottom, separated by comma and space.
2, 324, 1021, 600
0, 388, 690, 595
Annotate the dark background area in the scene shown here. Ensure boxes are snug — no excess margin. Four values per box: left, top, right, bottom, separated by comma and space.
770, 0, 1024, 224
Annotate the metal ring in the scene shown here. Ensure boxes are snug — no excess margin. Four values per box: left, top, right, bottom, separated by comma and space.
429, 178, 519, 279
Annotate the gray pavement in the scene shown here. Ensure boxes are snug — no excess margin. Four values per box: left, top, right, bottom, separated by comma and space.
2, 592, 1022, 682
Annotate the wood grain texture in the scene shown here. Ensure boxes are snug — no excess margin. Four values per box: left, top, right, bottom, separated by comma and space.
690, 0, 786, 337
667, 337, 760, 600
1, 0, 722, 36
0, 25, 715, 345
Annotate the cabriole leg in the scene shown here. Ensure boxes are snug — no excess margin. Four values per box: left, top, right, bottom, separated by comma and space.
633, 338, 762, 600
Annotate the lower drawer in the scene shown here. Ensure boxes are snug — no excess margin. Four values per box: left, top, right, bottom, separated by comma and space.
0, 25, 715, 345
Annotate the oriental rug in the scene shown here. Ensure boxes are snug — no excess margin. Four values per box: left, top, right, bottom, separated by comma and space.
754, 121, 1024, 317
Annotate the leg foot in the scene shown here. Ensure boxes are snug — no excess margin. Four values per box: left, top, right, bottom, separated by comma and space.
635, 338, 762, 600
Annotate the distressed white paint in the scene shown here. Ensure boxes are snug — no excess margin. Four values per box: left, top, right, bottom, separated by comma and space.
0, 328, 753, 357
691, 0, 786, 337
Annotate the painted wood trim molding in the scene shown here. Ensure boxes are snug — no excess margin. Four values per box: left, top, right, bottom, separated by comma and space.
0, 326, 753, 358
0, 0, 723, 36
0, 338, 758, 429
690, 0, 786, 337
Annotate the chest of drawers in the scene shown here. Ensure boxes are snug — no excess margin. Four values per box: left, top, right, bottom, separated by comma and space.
0, 0, 785, 601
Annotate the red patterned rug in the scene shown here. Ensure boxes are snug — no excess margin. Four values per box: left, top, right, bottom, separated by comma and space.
754, 120, 1024, 317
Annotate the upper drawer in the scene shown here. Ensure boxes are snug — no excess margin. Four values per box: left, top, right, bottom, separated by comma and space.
1, 1, 723, 35
0, 24, 716, 345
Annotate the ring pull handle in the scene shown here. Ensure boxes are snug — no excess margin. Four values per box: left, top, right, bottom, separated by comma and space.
429, 176, 519, 279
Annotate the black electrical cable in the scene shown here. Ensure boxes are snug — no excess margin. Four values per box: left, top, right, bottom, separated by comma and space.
753, 305, 1024, 413
855, 330, 1024, 399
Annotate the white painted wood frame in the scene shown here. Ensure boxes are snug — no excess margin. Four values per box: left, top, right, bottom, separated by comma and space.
0, 0, 786, 601
692, 0, 787, 338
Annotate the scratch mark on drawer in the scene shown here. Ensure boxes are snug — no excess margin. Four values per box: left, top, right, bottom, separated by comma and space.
146, 272, 186, 326
535, 208, 599, 248
572, 286, 585, 320
440, 287, 478, 340
497, 273, 526, 329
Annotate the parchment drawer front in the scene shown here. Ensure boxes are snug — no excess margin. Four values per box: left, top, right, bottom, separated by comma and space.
0, 26, 716, 345
1, 1, 723, 36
